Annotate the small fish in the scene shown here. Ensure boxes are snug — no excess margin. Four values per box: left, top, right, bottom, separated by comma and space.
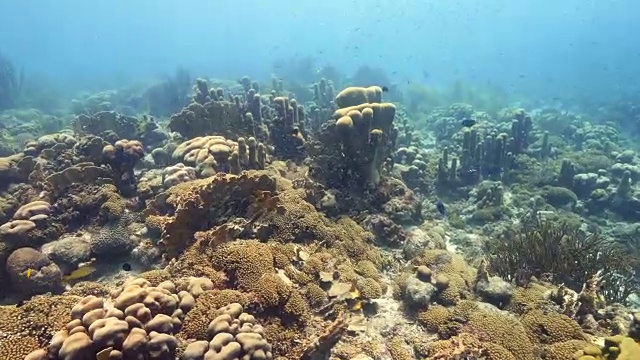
25, 268, 32, 278
436, 199, 448, 222
62, 264, 97, 283
122, 263, 132, 271
461, 119, 476, 127
15, 299, 25, 308
381, 86, 389, 92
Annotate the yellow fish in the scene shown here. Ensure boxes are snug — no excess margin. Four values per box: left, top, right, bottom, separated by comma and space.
25, 268, 32, 278
62, 265, 97, 283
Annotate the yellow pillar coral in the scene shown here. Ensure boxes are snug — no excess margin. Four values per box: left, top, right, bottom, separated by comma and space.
334, 86, 383, 108
332, 98, 396, 188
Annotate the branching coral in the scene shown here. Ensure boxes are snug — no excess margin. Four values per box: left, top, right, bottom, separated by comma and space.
268, 96, 307, 161
169, 78, 265, 140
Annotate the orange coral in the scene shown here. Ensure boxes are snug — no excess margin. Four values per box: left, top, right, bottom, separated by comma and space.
144, 170, 277, 257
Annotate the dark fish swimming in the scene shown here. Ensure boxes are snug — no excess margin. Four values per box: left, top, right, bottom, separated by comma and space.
381, 86, 389, 92
436, 199, 447, 221
461, 119, 476, 127
122, 263, 132, 271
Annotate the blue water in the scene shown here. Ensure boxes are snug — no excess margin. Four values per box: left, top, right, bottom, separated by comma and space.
1, 0, 638, 102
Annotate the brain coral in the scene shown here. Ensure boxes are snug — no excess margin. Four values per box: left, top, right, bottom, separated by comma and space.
89, 213, 135, 257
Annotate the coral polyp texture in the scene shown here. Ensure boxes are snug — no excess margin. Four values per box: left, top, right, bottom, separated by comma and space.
1, 72, 640, 360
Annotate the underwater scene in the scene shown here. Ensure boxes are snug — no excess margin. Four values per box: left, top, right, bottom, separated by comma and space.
1, 1, 640, 359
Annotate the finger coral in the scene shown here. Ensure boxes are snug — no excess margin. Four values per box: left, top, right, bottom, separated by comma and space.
182, 303, 273, 360
171, 135, 268, 177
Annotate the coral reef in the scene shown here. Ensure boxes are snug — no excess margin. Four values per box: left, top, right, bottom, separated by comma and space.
2, 73, 640, 360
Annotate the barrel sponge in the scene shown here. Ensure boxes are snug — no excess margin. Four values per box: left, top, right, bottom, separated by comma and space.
335, 86, 383, 108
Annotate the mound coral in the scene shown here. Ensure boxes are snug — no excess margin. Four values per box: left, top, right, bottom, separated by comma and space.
6, 247, 63, 296
406, 249, 476, 307
46, 162, 112, 193
573, 335, 640, 359
0, 294, 80, 352
162, 163, 197, 189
